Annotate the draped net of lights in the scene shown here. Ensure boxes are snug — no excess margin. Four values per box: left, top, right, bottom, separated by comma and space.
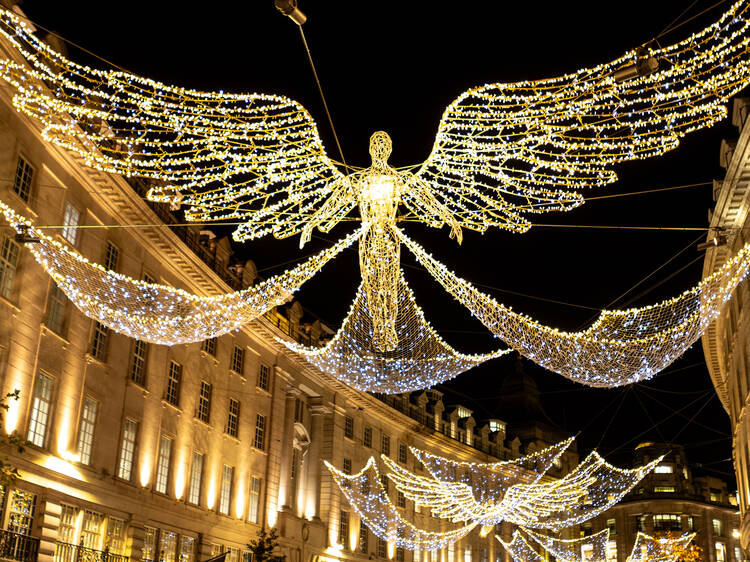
279, 268, 510, 393
500, 528, 696, 562
326, 438, 661, 550
2, 2, 750, 383
400, 229, 750, 387
0, 201, 361, 345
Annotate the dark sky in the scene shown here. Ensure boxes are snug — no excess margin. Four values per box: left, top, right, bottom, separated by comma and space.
16, 0, 746, 484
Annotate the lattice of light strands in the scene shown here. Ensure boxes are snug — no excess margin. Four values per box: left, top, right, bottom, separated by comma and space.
325, 458, 477, 552
400, 229, 750, 387
0, 201, 361, 345
626, 532, 696, 562
520, 527, 611, 561
327, 438, 661, 551
384, 450, 661, 531
280, 268, 509, 393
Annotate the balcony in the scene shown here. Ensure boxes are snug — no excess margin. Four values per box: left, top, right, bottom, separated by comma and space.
0, 530, 39, 562
54, 542, 128, 562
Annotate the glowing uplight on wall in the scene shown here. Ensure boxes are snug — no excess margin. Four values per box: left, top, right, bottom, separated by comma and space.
174, 453, 186, 500
40, 454, 84, 481
267, 507, 278, 528
207, 475, 217, 510
139, 459, 151, 488
57, 413, 72, 455
387, 540, 396, 560
5, 386, 21, 434
235, 487, 246, 519
349, 519, 360, 552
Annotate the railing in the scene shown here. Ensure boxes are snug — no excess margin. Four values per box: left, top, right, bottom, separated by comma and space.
53, 541, 128, 562
0, 530, 39, 562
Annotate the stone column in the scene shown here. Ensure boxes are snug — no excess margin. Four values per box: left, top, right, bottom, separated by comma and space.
36, 498, 61, 562
308, 397, 329, 521
278, 388, 300, 512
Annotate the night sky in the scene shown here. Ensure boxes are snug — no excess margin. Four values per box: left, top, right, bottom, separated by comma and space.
15, 0, 747, 484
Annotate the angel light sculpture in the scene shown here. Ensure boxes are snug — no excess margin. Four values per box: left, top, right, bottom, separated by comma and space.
2, 2, 750, 390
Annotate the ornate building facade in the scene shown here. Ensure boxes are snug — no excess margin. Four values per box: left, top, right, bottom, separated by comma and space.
588, 443, 742, 562
0, 9, 576, 562
703, 95, 750, 552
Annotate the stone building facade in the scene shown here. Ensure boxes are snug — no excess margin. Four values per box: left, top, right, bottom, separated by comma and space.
0, 12, 577, 562
587, 443, 742, 562
703, 95, 750, 552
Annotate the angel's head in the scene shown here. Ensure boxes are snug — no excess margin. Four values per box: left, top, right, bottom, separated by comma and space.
369, 131, 392, 164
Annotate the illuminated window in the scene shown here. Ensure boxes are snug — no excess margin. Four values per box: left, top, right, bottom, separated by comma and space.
201, 338, 217, 356
187, 452, 203, 505
654, 464, 673, 474
143, 527, 157, 562
219, 465, 233, 515
363, 426, 372, 448
231, 346, 245, 375
398, 443, 407, 464
338, 510, 349, 547
90, 321, 109, 361
155, 435, 172, 494
165, 361, 181, 407
654, 486, 675, 493
344, 416, 354, 439
257, 364, 270, 391
711, 489, 722, 502
254, 414, 266, 450
129, 340, 148, 386
81, 510, 104, 549
104, 242, 119, 271
397, 490, 406, 508
27, 373, 53, 447
61, 203, 80, 245
607, 518, 616, 535
488, 420, 504, 433
653, 514, 681, 532
226, 399, 240, 438
13, 156, 33, 203
716, 541, 726, 562
714, 519, 723, 536
381, 434, 390, 457
343, 458, 352, 475
605, 541, 617, 562
76, 397, 98, 465
160, 530, 177, 562
0, 237, 19, 300
688, 516, 695, 532
7, 490, 35, 535
180, 536, 195, 562
58, 504, 77, 544
581, 544, 593, 561
46, 284, 67, 334
117, 419, 137, 481
359, 526, 368, 554
196, 381, 211, 423
377, 538, 387, 558
108, 517, 127, 555
248, 477, 261, 523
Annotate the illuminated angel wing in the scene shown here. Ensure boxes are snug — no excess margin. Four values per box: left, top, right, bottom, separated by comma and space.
0, 8, 345, 241
413, 0, 750, 233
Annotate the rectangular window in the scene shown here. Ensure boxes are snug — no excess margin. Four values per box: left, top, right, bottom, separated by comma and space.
257, 364, 270, 391
7, 490, 35, 535
359, 527, 368, 554
226, 399, 240, 437
197, 381, 211, 423
398, 443, 407, 464
377, 539, 387, 559
380, 474, 389, 494
155, 435, 172, 494
254, 414, 266, 450
117, 419, 137, 481
688, 516, 695, 532
165, 361, 181, 407
13, 156, 33, 203
231, 346, 245, 375
381, 434, 390, 457
714, 518, 723, 536
90, 321, 109, 361
338, 511, 349, 547
248, 477, 261, 523
27, 373, 53, 447
397, 490, 406, 508
58, 504, 77, 544
80, 510, 103, 550
0, 237, 19, 300
104, 242, 119, 271
61, 203, 80, 245
654, 514, 682, 532
202, 337, 217, 356
180, 536, 195, 562
396, 549, 404, 562
607, 518, 616, 535
716, 541, 726, 562
108, 517, 127, 556
160, 530, 177, 562
344, 416, 354, 439
364, 426, 372, 448
76, 397, 97, 465
294, 398, 304, 423
654, 464, 673, 474
219, 465, 233, 515
130, 340, 148, 386
187, 452, 204, 505
143, 526, 157, 562
654, 486, 675, 493
46, 284, 66, 334
605, 541, 617, 562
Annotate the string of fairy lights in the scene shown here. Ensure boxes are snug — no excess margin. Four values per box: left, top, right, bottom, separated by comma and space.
326, 437, 662, 551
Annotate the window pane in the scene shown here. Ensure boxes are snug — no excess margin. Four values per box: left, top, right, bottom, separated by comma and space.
129, 340, 148, 386
46, 284, 67, 334
13, 157, 33, 202
155, 435, 172, 494
219, 465, 234, 515
0, 237, 19, 300
248, 477, 261, 523
27, 373, 52, 447
117, 419, 138, 480
61, 204, 80, 245
76, 397, 97, 465
188, 452, 203, 505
